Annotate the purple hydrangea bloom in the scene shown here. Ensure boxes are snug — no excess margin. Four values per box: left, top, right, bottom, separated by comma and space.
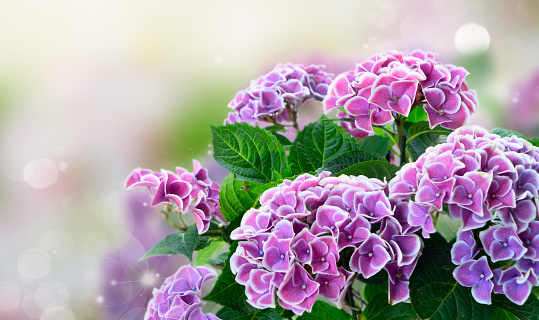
324, 50, 477, 135
350, 234, 391, 278
407, 201, 436, 238
449, 171, 493, 215
480, 225, 527, 262
451, 229, 479, 265
126, 160, 222, 234
498, 267, 535, 305
144, 265, 218, 320
245, 269, 277, 309
384, 257, 418, 304
518, 221, 539, 260
226, 63, 334, 131
278, 263, 320, 315
453, 256, 494, 304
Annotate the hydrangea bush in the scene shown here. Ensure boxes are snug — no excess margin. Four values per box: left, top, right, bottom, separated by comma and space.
126, 50, 539, 320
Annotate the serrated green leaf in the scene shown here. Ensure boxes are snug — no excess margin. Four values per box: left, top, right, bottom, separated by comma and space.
195, 240, 227, 266
356, 135, 390, 157
205, 242, 256, 313
296, 301, 351, 320
219, 174, 262, 224
139, 236, 177, 261
406, 107, 428, 123
164, 225, 200, 261
337, 160, 399, 181
271, 132, 292, 146
289, 117, 360, 174
363, 293, 417, 320
409, 233, 495, 320
493, 295, 539, 320
406, 122, 452, 147
317, 150, 386, 175
211, 123, 286, 183
207, 250, 229, 265
216, 307, 282, 320
490, 128, 527, 140
528, 137, 539, 147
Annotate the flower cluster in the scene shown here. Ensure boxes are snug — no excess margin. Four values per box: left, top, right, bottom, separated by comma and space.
230, 172, 423, 315
388, 126, 539, 305
225, 63, 334, 128
126, 160, 222, 234
324, 50, 478, 137
145, 265, 219, 320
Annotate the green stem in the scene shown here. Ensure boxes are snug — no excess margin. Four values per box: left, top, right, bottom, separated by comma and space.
220, 225, 233, 244
346, 287, 358, 320
395, 116, 407, 166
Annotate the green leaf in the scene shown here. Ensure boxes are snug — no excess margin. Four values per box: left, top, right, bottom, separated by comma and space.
207, 250, 229, 265
205, 242, 256, 313
296, 301, 351, 320
317, 150, 386, 175
337, 160, 399, 181
436, 211, 461, 242
264, 124, 287, 132
409, 233, 495, 320
139, 237, 177, 261
289, 117, 360, 174
271, 132, 293, 146
357, 270, 388, 286
164, 225, 200, 261
528, 137, 539, 147
406, 107, 428, 123
216, 307, 282, 320
211, 123, 286, 183
219, 173, 262, 224
356, 135, 390, 157
493, 295, 539, 320
490, 128, 527, 140
406, 122, 452, 147
195, 240, 227, 266
363, 293, 417, 320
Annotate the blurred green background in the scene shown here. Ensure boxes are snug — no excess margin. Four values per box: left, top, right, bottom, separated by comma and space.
1, 0, 539, 319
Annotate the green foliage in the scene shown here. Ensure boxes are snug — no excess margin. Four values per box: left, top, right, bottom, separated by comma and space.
318, 150, 385, 175
289, 116, 360, 174
337, 160, 399, 181
216, 308, 282, 320
219, 173, 262, 224
206, 242, 256, 313
140, 224, 216, 261
493, 295, 539, 320
405, 122, 449, 161
195, 240, 227, 266
296, 301, 351, 320
207, 250, 229, 265
490, 128, 527, 140
211, 123, 286, 183
528, 137, 539, 147
363, 282, 417, 320
406, 107, 428, 123
355, 135, 390, 157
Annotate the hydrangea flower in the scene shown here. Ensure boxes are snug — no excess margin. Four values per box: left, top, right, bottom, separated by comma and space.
230, 172, 422, 314
387, 125, 539, 305
453, 256, 494, 304
126, 160, 222, 234
144, 265, 219, 320
225, 63, 334, 130
324, 50, 477, 137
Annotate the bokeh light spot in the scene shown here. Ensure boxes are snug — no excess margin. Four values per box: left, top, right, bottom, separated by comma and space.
23, 158, 58, 188
18, 249, 51, 280
454, 23, 490, 55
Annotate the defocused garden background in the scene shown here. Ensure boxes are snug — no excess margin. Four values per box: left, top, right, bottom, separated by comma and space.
1, 0, 539, 319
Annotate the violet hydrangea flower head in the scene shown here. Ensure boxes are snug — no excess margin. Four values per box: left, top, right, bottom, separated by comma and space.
126, 160, 222, 234
225, 63, 334, 130
324, 50, 477, 137
453, 256, 494, 304
144, 265, 219, 320
230, 172, 423, 313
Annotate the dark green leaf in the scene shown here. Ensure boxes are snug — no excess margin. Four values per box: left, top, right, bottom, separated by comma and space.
407, 131, 448, 161
528, 137, 539, 147
406, 107, 428, 123
205, 242, 256, 313
406, 122, 452, 146
337, 160, 399, 181
289, 116, 360, 174
357, 270, 388, 286
493, 295, 539, 320
139, 237, 177, 261
216, 307, 282, 320
409, 233, 495, 320
211, 123, 286, 183
317, 150, 385, 175
264, 124, 287, 132
271, 132, 292, 146
207, 250, 229, 265
356, 135, 390, 157
219, 174, 262, 224
296, 301, 351, 320
164, 225, 200, 261
195, 240, 227, 266
490, 128, 527, 140
364, 293, 417, 320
